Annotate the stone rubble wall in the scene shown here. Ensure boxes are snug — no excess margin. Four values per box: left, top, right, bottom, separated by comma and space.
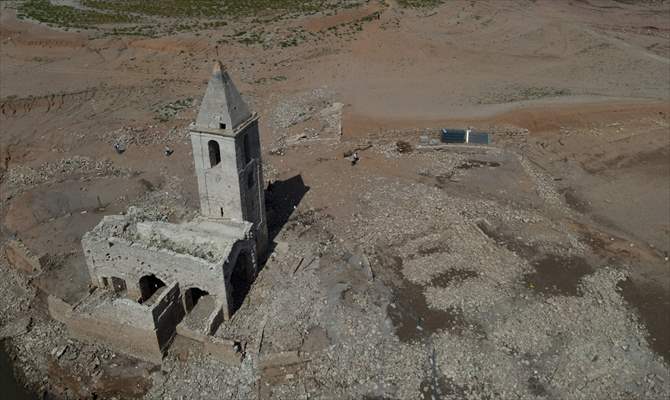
83, 234, 228, 303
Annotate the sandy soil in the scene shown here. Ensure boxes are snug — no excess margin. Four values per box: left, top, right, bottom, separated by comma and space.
0, 0, 669, 399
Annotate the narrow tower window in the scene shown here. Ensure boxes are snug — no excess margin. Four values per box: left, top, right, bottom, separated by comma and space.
208, 140, 221, 167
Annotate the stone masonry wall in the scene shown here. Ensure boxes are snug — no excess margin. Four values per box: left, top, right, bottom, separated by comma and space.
191, 131, 243, 221
82, 235, 228, 305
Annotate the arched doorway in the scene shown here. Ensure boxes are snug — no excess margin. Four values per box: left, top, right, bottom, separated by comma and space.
230, 251, 254, 314
184, 287, 209, 313
138, 274, 165, 303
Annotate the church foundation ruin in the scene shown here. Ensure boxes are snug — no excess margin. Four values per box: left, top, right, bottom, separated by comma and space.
54, 62, 268, 364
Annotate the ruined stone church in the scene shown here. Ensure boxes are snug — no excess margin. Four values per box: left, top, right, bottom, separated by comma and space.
55, 62, 267, 363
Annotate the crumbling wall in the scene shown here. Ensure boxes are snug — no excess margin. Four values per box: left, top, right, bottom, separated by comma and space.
60, 283, 184, 364
135, 221, 231, 262
105, 298, 154, 327
83, 235, 228, 302
65, 312, 164, 364
151, 283, 185, 349
221, 240, 257, 319
236, 121, 269, 256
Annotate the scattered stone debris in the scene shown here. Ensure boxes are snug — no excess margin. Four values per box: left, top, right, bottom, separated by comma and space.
2, 156, 131, 196
396, 140, 413, 153
104, 125, 189, 147
270, 88, 331, 129
154, 98, 194, 121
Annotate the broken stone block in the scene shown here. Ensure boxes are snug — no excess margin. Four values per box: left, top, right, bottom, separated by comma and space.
259, 351, 306, 371
47, 295, 73, 324
260, 351, 310, 383
203, 337, 243, 364
4, 239, 42, 274
274, 241, 289, 256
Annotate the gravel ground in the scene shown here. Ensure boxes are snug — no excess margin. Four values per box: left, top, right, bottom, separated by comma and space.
101, 145, 668, 399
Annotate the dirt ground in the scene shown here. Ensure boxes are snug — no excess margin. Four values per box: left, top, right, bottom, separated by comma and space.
0, 0, 669, 399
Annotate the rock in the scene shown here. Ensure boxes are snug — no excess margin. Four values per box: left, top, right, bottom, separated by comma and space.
286, 133, 307, 144
346, 252, 373, 281
259, 351, 306, 371
269, 146, 285, 156
113, 142, 126, 154
52, 344, 68, 359
275, 241, 289, 256
396, 141, 413, 153
4, 239, 42, 274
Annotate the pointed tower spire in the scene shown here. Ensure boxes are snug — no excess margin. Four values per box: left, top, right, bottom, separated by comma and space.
194, 61, 252, 133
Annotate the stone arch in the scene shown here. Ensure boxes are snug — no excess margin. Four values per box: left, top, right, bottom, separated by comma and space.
208, 140, 221, 167
183, 287, 209, 313
230, 250, 255, 315
138, 274, 166, 303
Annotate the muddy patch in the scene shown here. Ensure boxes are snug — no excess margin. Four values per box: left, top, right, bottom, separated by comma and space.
617, 278, 670, 364
523, 255, 593, 296
561, 187, 590, 213
476, 221, 594, 296
387, 278, 468, 343
376, 247, 473, 343
431, 269, 478, 288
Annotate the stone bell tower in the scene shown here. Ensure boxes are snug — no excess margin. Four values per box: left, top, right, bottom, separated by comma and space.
190, 61, 268, 256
